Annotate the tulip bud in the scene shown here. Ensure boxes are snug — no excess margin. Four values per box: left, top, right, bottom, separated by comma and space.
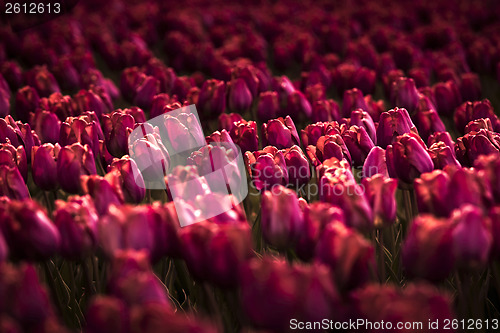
25, 66, 60, 97
413, 109, 446, 142
310, 99, 340, 123
261, 185, 304, 249
341, 88, 369, 118
102, 111, 135, 158
39, 92, 75, 121
109, 157, 145, 204
32, 143, 60, 191
301, 122, 341, 147
0, 200, 60, 260
218, 113, 244, 132
427, 131, 455, 151
433, 80, 462, 117
362, 146, 389, 178
133, 76, 160, 110
53, 195, 99, 260
390, 77, 420, 114
295, 202, 345, 261
0, 165, 29, 200
376, 107, 417, 148
227, 78, 253, 113
129, 132, 170, 185
475, 154, 500, 204
459, 72, 481, 102
57, 143, 97, 194
282, 145, 310, 187
451, 205, 492, 270
386, 133, 433, 184
246, 146, 288, 191
342, 125, 375, 167
286, 90, 312, 121
455, 129, 500, 167
1, 61, 23, 90
402, 214, 455, 281
349, 109, 376, 143
261, 116, 300, 149
197, 79, 226, 119
362, 174, 398, 227
256, 91, 280, 122
81, 175, 124, 216
428, 142, 461, 169
0, 117, 21, 147
310, 134, 352, 165
228, 119, 258, 153
454, 100, 500, 134
316, 222, 376, 290
73, 89, 110, 119
15, 86, 39, 123
465, 118, 493, 133
31, 110, 60, 144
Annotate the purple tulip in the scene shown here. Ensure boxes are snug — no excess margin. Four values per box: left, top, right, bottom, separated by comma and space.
25, 66, 60, 97
109, 157, 146, 204
349, 109, 376, 143
53, 195, 99, 260
475, 154, 500, 203
308, 134, 351, 165
133, 76, 160, 110
415, 170, 452, 217
390, 77, 420, 113
246, 146, 288, 191
342, 125, 375, 167
218, 112, 244, 132
341, 88, 369, 118
301, 122, 341, 147
377, 107, 417, 148
261, 116, 300, 149
129, 132, 170, 184
32, 110, 60, 144
228, 78, 253, 113
295, 202, 345, 261
0, 116, 21, 147
38, 92, 75, 121
256, 91, 280, 122
386, 133, 434, 184
197, 79, 226, 119
310, 99, 340, 123
0, 143, 27, 181
428, 142, 461, 169
120, 67, 146, 101
455, 129, 500, 166
57, 143, 97, 194
316, 222, 375, 290
362, 174, 398, 227
0, 199, 60, 260
281, 145, 311, 186
73, 89, 110, 119
402, 214, 455, 281
31, 143, 60, 191
0, 165, 29, 200
433, 80, 462, 117
228, 119, 258, 153
465, 118, 493, 133
102, 111, 135, 158
459, 72, 481, 102
81, 175, 124, 216
286, 90, 312, 121
450, 204, 492, 270
15, 86, 39, 123
85, 296, 129, 333
427, 131, 455, 151
1, 61, 23, 90
362, 146, 389, 178
454, 100, 500, 134
413, 109, 446, 142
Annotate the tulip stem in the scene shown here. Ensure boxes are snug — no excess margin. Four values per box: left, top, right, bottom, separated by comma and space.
82, 259, 96, 296
42, 261, 65, 319
43, 191, 53, 212
377, 230, 386, 283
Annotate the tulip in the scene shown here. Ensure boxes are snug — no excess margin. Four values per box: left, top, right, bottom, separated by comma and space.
450, 205, 492, 270
31, 143, 60, 191
73, 89, 110, 119
256, 91, 280, 122
205, 129, 236, 153
459, 72, 481, 102
427, 131, 455, 151
376, 107, 417, 148
415, 170, 453, 217
25, 66, 60, 97
0, 200, 60, 260
112, 268, 169, 306
53, 57, 80, 91
433, 80, 462, 117
0, 143, 27, 181
150, 93, 172, 119
362, 174, 398, 227
31, 110, 60, 144
282, 145, 311, 186
362, 146, 388, 178
53, 195, 99, 260
85, 296, 129, 333
428, 142, 461, 169
447, 166, 492, 212
301, 121, 341, 147
261, 116, 300, 149
159, 112, 205, 154
57, 143, 97, 194
364, 94, 386, 122
308, 134, 351, 165
81, 175, 124, 216
129, 132, 170, 186
352, 67, 376, 95
286, 90, 312, 121
349, 109, 376, 143
341, 88, 369, 118
316, 222, 376, 290
319, 171, 373, 231
304, 82, 326, 103
15, 86, 39, 123
402, 214, 455, 281
295, 202, 345, 261
133, 76, 159, 110
246, 147, 288, 192
218, 113, 244, 132
0, 165, 29, 200
197, 79, 226, 119
102, 111, 136, 158
454, 100, 500, 134
0, 117, 21, 147
465, 118, 493, 133
386, 133, 434, 184
1, 61, 23, 90
261, 185, 304, 249
232, 65, 260, 97
227, 119, 258, 153
475, 154, 500, 204
413, 109, 446, 142
342, 125, 374, 167
390, 77, 420, 113
409, 67, 431, 88
38, 92, 74, 121
227, 78, 253, 113
310, 99, 340, 123
455, 129, 500, 167
108, 157, 145, 204
121, 67, 146, 101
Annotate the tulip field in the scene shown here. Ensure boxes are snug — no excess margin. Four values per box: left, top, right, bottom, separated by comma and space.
2, 0, 500, 331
